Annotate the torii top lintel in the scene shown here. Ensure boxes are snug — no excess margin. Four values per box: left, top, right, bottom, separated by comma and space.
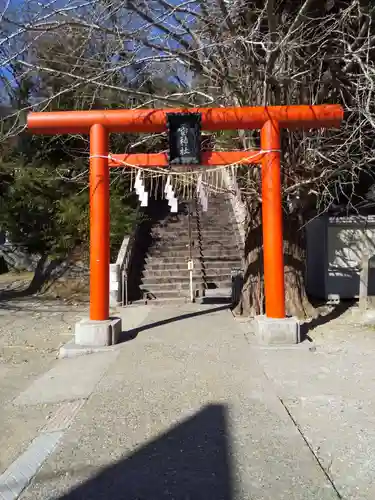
27, 104, 343, 135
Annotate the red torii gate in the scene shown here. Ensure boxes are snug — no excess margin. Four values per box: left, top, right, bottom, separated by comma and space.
27, 105, 343, 328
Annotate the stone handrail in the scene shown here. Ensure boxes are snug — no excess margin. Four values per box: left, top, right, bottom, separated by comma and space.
109, 208, 141, 307
221, 169, 247, 306
222, 169, 246, 249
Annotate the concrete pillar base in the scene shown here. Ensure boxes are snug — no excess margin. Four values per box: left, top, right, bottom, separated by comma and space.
74, 317, 122, 347
254, 315, 300, 345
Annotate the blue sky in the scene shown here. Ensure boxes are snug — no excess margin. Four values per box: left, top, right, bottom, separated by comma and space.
0, 0, 199, 98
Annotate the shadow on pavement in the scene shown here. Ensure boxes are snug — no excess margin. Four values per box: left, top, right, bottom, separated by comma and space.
57, 404, 234, 500
300, 299, 356, 341
119, 305, 229, 343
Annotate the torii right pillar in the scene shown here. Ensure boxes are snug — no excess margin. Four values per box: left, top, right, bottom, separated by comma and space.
253, 118, 298, 344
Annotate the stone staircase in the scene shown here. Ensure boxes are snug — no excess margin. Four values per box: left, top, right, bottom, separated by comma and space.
138, 192, 243, 303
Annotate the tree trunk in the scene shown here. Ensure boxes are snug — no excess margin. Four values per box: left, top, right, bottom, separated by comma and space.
27, 255, 68, 294
283, 212, 316, 319
234, 210, 317, 319
233, 212, 263, 316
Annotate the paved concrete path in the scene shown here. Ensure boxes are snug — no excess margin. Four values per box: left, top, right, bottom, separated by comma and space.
3, 303, 340, 500
252, 306, 375, 500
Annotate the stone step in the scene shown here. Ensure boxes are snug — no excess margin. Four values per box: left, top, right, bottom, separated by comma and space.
166, 204, 232, 214
146, 254, 242, 263
164, 205, 232, 213
141, 276, 232, 287
139, 288, 190, 299
152, 234, 240, 244
155, 221, 237, 230
204, 286, 232, 296
199, 218, 235, 225
147, 247, 240, 258
152, 232, 237, 240
151, 237, 240, 247
149, 241, 238, 251
158, 212, 234, 223
199, 216, 237, 223
156, 215, 235, 223
129, 297, 190, 306
161, 213, 235, 221
137, 287, 233, 302
139, 286, 234, 300
142, 268, 237, 278
141, 280, 232, 290
145, 260, 242, 271
163, 232, 238, 239
197, 287, 232, 304
153, 227, 238, 236
149, 245, 241, 254
155, 219, 236, 227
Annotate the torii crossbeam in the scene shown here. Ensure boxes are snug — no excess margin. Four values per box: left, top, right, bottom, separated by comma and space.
27, 104, 343, 334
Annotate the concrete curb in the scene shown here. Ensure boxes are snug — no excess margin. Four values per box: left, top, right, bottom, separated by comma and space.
58, 339, 120, 359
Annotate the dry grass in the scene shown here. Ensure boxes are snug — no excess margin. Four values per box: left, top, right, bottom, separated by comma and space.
0, 271, 89, 303
44, 277, 89, 303
0, 271, 33, 284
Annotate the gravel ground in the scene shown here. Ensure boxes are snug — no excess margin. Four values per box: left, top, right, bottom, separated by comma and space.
0, 296, 89, 474
0, 272, 89, 389
0, 297, 84, 352
304, 303, 375, 346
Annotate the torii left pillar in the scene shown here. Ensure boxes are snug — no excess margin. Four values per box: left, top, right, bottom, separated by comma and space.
73, 124, 122, 351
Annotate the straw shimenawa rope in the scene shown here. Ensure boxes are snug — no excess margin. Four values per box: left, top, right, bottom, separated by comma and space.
89, 150, 280, 198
